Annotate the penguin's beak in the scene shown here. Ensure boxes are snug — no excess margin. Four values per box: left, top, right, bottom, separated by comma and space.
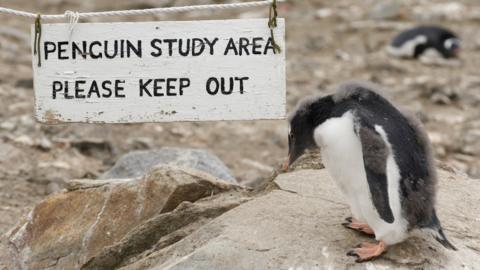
285, 148, 307, 172
284, 150, 301, 172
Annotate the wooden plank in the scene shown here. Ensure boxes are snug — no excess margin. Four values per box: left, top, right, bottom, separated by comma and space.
31, 18, 286, 123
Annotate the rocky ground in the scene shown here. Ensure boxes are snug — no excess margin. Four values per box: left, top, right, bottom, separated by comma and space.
1, 0, 480, 269
4, 154, 480, 269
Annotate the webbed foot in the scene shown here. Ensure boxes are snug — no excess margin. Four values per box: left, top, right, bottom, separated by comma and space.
347, 241, 387, 262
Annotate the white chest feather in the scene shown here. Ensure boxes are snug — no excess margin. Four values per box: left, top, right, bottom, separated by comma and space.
313, 111, 408, 245
313, 112, 365, 194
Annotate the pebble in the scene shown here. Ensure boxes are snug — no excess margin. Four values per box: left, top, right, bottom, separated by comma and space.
315, 8, 333, 19
0, 121, 16, 131
368, 2, 402, 20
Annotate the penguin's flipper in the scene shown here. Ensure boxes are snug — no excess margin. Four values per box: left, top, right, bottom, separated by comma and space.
358, 126, 395, 224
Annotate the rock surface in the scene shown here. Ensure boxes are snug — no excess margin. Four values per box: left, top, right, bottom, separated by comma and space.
6, 165, 480, 269
100, 147, 237, 183
119, 169, 479, 270
7, 165, 242, 270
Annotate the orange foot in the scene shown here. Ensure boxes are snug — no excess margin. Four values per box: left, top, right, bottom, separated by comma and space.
347, 241, 387, 262
342, 217, 375, 236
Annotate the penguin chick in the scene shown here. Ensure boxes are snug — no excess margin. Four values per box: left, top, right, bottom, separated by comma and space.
286, 80, 456, 262
387, 26, 460, 59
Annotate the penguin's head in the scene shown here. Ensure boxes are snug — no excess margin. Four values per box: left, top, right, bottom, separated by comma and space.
285, 95, 335, 170
443, 37, 460, 58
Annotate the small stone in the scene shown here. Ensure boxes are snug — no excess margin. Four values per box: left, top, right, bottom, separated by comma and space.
37, 137, 53, 150
170, 126, 193, 137
127, 137, 153, 150
8, 102, 30, 113
315, 8, 333, 19
430, 93, 452, 105
19, 115, 35, 127
70, 138, 114, 159
368, 2, 402, 20
30, 161, 73, 184
0, 121, 16, 131
154, 126, 164, 133
12, 135, 34, 146
14, 79, 33, 89
467, 162, 480, 179
45, 182, 62, 195
337, 5, 364, 22
313, 69, 327, 80
335, 50, 351, 61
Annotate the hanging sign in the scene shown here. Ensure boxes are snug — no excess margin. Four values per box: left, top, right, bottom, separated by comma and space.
30, 18, 285, 123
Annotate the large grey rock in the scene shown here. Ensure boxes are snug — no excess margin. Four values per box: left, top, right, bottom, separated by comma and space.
101, 147, 236, 183
121, 169, 480, 270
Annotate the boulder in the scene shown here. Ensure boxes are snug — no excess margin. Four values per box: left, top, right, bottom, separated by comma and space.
81, 194, 250, 270
7, 162, 479, 269
119, 169, 480, 270
101, 147, 236, 183
7, 165, 242, 270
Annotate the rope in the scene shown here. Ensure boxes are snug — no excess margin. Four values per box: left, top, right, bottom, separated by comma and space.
5, 0, 283, 66
0, 1, 283, 20
268, 0, 281, 54
65, 10, 80, 37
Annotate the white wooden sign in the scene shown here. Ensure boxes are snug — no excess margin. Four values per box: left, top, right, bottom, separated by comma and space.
31, 18, 285, 123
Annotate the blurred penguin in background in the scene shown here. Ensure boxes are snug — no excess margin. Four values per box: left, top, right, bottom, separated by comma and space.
387, 26, 460, 59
